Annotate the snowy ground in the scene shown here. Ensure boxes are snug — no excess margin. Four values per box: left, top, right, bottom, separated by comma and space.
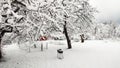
0, 40, 120, 68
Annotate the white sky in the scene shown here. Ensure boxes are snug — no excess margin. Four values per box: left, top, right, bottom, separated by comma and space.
90, 0, 120, 23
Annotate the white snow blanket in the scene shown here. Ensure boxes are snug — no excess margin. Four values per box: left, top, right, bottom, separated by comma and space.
0, 40, 120, 68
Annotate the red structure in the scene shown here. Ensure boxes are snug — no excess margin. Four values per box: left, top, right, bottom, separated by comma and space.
40, 36, 47, 41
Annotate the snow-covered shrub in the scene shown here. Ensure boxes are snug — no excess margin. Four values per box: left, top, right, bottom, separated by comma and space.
2, 40, 11, 45
50, 32, 65, 40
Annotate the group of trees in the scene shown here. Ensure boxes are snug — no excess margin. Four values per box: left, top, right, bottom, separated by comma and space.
0, 0, 96, 59
91, 21, 120, 40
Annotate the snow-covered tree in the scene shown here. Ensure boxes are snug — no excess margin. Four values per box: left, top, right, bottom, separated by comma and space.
27, 0, 96, 49
0, 0, 28, 58
116, 25, 120, 38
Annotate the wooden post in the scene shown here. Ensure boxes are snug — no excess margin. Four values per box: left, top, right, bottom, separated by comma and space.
34, 44, 37, 48
41, 42, 43, 51
28, 45, 31, 52
46, 42, 48, 49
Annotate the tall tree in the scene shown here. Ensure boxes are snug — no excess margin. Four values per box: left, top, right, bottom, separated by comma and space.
18, 0, 96, 48
34, 0, 96, 48
0, 25, 13, 58
0, 0, 27, 59
63, 15, 72, 49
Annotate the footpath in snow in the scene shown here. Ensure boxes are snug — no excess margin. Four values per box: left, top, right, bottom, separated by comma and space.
0, 40, 120, 68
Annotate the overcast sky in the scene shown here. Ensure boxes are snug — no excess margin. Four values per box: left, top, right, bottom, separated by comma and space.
90, 0, 120, 23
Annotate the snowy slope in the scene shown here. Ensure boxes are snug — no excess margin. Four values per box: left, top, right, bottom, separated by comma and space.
0, 40, 120, 68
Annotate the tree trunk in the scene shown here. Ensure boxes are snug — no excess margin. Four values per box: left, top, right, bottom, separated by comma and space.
0, 38, 2, 59
63, 21, 72, 49
80, 34, 85, 43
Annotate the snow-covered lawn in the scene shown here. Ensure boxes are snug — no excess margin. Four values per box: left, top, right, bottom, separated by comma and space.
0, 40, 120, 68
